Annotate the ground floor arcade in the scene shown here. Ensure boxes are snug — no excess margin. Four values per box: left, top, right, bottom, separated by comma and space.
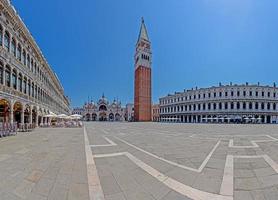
160, 113, 278, 124
0, 97, 51, 128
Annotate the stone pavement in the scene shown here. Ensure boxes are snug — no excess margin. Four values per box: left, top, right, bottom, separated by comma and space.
88, 122, 278, 200
1, 123, 278, 200
0, 127, 89, 200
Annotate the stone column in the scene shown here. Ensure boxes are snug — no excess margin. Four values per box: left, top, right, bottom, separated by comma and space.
15, 42, 17, 58
9, 68, 12, 87
0, 30, 3, 47
9, 34, 12, 53
10, 104, 13, 124
35, 113, 39, 127
21, 104, 24, 125
29, 106, 33, 124
3, 65, 5, 85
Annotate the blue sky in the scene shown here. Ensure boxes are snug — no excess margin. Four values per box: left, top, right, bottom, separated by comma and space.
12, 0, 278, 107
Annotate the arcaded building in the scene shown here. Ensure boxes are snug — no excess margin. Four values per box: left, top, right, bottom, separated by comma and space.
134, 18, 152, 122
159, 83, 278, 124
72, 95, 125, 122
0, 0, 70, 126
152, 104, 160, 122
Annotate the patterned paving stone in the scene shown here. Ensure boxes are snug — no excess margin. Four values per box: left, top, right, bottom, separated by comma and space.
88, 122, 278, 200
2, 122, 278, 200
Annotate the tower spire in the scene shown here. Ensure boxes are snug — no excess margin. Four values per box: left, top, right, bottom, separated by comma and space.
134, 18, 152, 122
138, 17, 149, 42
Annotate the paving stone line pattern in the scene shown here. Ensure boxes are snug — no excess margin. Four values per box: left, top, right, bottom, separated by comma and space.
2, 123, 278, 200
88, 122, 278, 200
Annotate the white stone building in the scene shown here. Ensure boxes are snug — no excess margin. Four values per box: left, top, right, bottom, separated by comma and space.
72, 95, 125, 121
125, 103, 134, 122
159, 83, 278, 124
0, 0, 70, 126
71, 107, 83, 116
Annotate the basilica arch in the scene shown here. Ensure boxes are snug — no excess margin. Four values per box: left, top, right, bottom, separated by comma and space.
92, 113, 97, 121
85, 113, 91, 121
109, 113, 114, 121
115, 113, 121, 121
99, 112, 107, 121
99, 105, 107, 112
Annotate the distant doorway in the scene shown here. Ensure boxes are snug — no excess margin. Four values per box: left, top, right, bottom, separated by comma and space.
85, 113, 91, 121
109, 113, 114, 121
267, 116, 271, 124
99, 112, 107, 121
92, 113, 97, 121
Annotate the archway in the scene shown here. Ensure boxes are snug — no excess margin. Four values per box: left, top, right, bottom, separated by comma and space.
42, 109, 47, 124
207, 115, 212, 123
115, 113, 121, 121
38, 108, 42, 125
224, 116, 230, 123
24, 105, 31, 123
92, 113, 97, 121
234, 116, 241, 124
0, 99, 10, 123
109, 113, 114, 121
197, 115, 201, 123
13, 101, 23, 126
213, 115, 217, 123
32, 107, 37, 124
261, 115, 265, 124
99, 112, 107, 121
193, 115, 196, 123
180, 115, 184, 123
266, 116, 271, 124
99, 105, 107, 112
85, 113, 91, 121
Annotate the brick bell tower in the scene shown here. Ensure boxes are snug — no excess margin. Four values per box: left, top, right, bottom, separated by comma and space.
134, 18, 152, 122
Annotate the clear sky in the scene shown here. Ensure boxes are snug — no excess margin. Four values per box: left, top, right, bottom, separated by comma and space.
12, 0, 278, 107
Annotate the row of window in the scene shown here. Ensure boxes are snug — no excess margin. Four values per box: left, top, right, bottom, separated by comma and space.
0, 62, 67, 113
161, 90, 277, 105
0, 25, 47, 82
0, 24, 65, 105
160, 102, 277, 113
0, 21, 69, 112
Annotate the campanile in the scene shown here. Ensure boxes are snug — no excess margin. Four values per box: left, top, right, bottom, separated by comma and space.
134, 18, 152, 122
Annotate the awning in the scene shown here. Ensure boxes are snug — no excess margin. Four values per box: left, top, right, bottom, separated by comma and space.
70, 114, 83, 119
57, 114, 68, 119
